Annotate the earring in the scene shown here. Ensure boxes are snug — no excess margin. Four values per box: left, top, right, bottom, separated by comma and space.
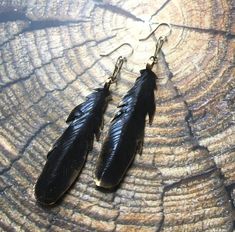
35, 43, 133, 205
95, 23, 172, 189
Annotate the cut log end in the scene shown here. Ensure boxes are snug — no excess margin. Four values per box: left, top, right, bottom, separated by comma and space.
0, 0, 234, 231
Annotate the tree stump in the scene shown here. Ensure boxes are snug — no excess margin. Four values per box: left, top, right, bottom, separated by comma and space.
0, 0, 234, 231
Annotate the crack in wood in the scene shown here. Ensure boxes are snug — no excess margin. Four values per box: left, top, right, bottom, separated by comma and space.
157, 50, 202, 144
171, 23, 235, 39
94, 3, 144, 22
153, 49, 230, 230
184, 103, 196, 138
0, 12, 90, 49
156, 213, 164, 232
221, 177, 235, 209
0, 10, 28, 23
0, 20, 90, 49
164, 167, 217, 191
158, 167, 234, 230
0, 9, 90, 29
158, 51, 174, 80
24, 19, 90, 33
150, 0, 173, 21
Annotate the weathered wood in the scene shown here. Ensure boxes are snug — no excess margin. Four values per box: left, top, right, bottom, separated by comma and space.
0, 0, 234, 231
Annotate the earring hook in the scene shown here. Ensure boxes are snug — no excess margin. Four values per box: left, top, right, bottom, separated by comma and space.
100, 43, 133, 86
139, 23, 172, 70
105, 56, 127, 86
139, 23, 172, 41
100, 43, 134, 58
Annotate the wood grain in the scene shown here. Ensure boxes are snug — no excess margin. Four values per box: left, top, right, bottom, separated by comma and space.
0, 0, 234, 231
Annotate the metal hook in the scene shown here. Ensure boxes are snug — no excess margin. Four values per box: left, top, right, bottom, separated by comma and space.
100, 43, 134, 58
139, 23, 172, 41
105, 56, 126, 86
139, 23, 172, 70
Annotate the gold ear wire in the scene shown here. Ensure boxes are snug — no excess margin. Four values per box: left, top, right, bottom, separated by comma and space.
105, 56, 126, 86
139, 23, 172, 70
139, 23, 172, 41
100, 43, 134, 86
100, 43, 134, 58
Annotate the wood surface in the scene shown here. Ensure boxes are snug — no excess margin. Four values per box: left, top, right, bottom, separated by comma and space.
0, 0, 235, 231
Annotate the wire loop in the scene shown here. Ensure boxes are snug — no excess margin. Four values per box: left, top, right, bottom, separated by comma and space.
106, 56, 126, 86
139, 23, 172, 69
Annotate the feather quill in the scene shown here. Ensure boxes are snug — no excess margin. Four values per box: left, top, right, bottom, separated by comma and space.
35, 84, 110, 205
95, 69, 156, 189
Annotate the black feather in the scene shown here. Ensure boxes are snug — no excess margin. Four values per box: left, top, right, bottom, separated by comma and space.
35, 84, 110, 205
95, 69, 156, 189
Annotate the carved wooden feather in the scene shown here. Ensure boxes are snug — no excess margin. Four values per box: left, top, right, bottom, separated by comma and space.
35, 84, 110, 205
95, 69, 156, 189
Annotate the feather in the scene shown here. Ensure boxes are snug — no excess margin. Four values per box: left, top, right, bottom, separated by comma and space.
95, 69, 156, 189
35, 84, 110, 205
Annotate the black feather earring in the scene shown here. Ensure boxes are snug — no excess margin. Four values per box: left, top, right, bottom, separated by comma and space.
95, 23, 172, 189
34, 44, 133, 205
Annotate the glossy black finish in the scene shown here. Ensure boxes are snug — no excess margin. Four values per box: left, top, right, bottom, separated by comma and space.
35, 84, 110, 205
95, 69, 156, 189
